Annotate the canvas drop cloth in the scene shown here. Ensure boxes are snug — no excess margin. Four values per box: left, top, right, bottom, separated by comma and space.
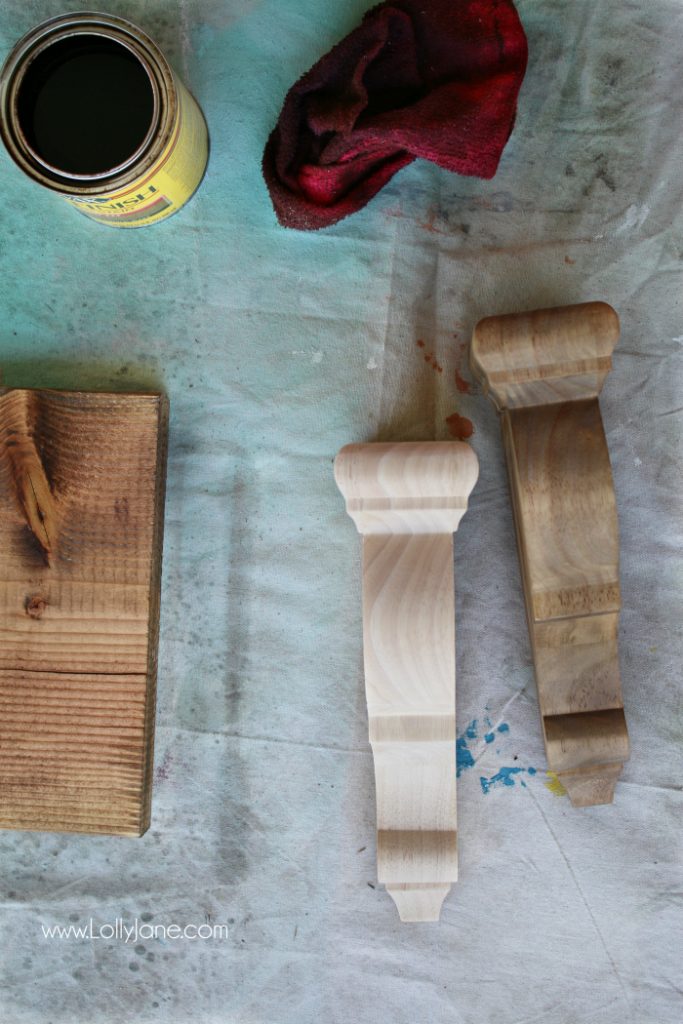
0, 2, 681, 1023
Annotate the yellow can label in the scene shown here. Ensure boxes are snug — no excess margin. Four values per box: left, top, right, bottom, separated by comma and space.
64, 76, 207, 227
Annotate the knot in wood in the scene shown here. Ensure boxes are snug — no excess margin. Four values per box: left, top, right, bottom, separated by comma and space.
25, 594, 47, 619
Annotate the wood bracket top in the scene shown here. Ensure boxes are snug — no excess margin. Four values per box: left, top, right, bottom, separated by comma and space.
334, 440, 479, 536
470, 301, 619, 410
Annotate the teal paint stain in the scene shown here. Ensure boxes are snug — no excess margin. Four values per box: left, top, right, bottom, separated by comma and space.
456, 718, 531, 790
456, 726, 476, 777
456, 737, 475, 776
480, 765, 538, 794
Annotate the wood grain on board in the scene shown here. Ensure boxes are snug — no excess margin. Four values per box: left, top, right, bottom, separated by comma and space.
335, 441, 478, 921
471, 302, 629, 806
0, 387, 168, 835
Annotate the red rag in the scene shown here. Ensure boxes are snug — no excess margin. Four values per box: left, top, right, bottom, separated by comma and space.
262, 0, 528, 230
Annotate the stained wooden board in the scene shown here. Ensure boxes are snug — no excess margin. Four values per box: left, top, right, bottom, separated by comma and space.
0, 387, 168, 835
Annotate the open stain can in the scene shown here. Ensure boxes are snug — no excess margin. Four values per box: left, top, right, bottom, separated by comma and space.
0, 12, 209, 227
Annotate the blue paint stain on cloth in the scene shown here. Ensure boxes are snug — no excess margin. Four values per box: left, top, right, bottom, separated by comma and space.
456, 718, 529, 788
480, 765, 537, 794
456, 735, 475, 777
456, 718, 478, 776
457, 718, 517, 778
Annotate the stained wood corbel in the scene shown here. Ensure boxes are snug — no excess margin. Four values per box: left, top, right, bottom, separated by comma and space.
470, 302, 629, 806
334, 441, 478, 921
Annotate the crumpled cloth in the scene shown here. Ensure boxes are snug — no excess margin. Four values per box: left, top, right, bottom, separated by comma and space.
263, 0, 528, 229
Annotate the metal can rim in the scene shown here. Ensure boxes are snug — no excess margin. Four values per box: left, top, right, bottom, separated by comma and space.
0, 11, 178, 197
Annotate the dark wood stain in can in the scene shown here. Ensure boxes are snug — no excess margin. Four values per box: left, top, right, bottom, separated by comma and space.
17, 35, 155, 177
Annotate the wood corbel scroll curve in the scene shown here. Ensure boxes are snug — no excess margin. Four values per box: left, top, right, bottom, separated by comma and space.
334, 441, 479, 922
470, 301, 629, 807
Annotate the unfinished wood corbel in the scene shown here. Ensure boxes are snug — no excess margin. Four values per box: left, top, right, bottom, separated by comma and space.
334, 442, 478, 921
470, 301, 629, 806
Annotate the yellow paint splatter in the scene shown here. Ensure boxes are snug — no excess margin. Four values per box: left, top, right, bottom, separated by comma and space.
544, 771, 567, 797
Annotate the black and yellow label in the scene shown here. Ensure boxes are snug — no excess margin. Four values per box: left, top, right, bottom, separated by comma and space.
65, 75, 207, 227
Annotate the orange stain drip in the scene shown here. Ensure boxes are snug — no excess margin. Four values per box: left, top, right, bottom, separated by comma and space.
416, 339, 442, 372
417, 208, 446, 235
445, 412, 474, 440
455, 369, 471, 394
